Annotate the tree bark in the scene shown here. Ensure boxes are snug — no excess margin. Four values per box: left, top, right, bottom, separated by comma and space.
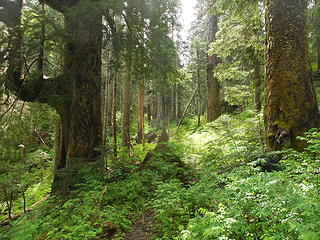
112, 71, 118, 160
122, 53, 132, 147
101, 54, 109, 170
170, 85, 176, 122
52, 4, 103, 193
206, 14, 221, 123
264, 0, 320, 151
106, 76, 113, 127
0, 0, 104, 194
104, 10, 120, 160
137, 79, 145, 144
105, 48, 113, 127
156, 91, 167, 129
197, 49, 202, 127
0, 0, 22, 28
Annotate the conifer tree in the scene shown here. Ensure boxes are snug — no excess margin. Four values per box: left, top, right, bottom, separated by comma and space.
264, 0, 320, 150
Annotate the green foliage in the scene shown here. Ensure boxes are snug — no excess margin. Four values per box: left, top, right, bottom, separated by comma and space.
208, 0, 264, 106
0, 103, 55, 220
174, 111, 264, 167
1, 1, 320, 239
2, 112, 320, 240
179, 167, 319, 240
3, 170, 105, 240
1, 139, 193, 240
153, 116, 320, 240
223, 84, 251, 106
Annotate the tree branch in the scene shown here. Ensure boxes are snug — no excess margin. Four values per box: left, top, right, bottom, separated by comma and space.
40, 0, 78, 13
13, 75, 66, 105
1, 0, 66, 107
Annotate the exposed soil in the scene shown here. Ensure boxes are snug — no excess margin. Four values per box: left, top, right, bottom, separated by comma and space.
124, 211, 157, 240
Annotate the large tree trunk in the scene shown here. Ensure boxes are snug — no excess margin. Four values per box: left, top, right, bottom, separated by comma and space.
1, 0, 104, 194
206, 14, 221, 123
52, 5, 103, 193
167, 87, 174, 123
264, 0, 320, 151
5, 0, 23, 95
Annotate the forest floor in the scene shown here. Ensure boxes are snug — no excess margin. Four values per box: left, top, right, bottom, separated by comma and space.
124, 211, 157, 240
1, 111, 320, 240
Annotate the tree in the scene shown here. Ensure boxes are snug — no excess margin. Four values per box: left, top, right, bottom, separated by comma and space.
0, 0, 103, 194
143, 0, 180, 129
122, 42, 132, 148
0, 0, 226, 196
206, 13, 221, 122
264, 0, 320, 150
208, 0, 264, 112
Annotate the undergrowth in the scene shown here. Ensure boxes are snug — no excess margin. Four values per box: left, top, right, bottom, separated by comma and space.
0, 142, 194, 240
153, 112, 320, 240
1, 111, 320, 240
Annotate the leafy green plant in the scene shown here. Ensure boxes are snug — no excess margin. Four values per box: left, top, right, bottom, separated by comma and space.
153, 121, 320, 240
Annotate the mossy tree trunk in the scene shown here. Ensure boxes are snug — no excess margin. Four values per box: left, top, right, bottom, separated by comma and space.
206, 14, 221, 123
264, 0, 320, 151
52, 6, 103, 193
1, 0, 103, 194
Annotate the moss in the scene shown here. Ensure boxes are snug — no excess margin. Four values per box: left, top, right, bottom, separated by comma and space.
264, 0, 320, 151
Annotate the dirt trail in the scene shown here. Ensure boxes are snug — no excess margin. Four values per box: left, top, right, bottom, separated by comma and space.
125, 211, 157, 240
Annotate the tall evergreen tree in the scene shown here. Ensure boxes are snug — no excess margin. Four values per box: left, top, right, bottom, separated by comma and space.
264, 0, 320, 150
206, 13, 221, 122
1, 0, 104, 194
